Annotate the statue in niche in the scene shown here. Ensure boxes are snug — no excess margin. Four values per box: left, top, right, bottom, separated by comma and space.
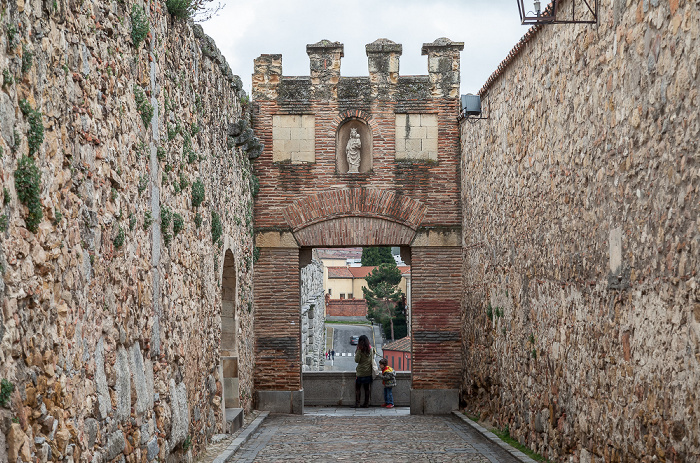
346, 128, 362, 173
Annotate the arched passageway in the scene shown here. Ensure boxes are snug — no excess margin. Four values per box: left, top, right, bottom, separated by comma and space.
251, 38, 464, 414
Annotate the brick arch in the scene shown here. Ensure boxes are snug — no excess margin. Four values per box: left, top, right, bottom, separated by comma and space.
282, 188, 427, 235
333, 109, 377, 131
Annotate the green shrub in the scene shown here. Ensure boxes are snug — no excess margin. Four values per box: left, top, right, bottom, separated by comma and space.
194, 212, 202, 228
253, 246, 260, 264
130, 4, 150, 49
21, 44, 34, 73
134, 85, 153, 127
3, 69, 13, 86
2, 187, 9, 205
138, 175, 148, 195
157, 145, 166, 161
143, 210, 153, 230
14, 156, 43, 233
165, 0, 193, 19
0, 214, 8, 233
161, 206, 172, 246
0, 379, 14, 407
250, 173, 259, 197
211, 210, 222, 244
172, 212, 184, 237
191, 179, 204, 207
113, 225, 125, 248
179, 172, 188, 191
19, 100, 44, 157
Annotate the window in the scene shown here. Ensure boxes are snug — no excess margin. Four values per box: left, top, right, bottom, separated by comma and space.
328, 289, 332, 295
399, 358, 402, 370
340, 294, 345, 299
391, 357, 394, 368
348, 293, 353, 299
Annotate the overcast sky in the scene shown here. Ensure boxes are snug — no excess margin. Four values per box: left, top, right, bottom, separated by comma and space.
201, 0, 529, 96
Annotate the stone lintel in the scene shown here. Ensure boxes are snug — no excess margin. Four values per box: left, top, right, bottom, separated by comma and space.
255, 231, 299, 248
410, 388, 459, 415
411, 228, 462, 247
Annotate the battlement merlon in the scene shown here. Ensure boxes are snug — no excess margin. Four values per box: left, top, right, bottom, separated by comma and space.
305, 40, 344, 99
421, 38, 465, 99
366, 38, 402, 98
252, 54, 283, 100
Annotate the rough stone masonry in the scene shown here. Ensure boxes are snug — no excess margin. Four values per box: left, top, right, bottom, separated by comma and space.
0, 0, 257, 461
461, 0, 699, 461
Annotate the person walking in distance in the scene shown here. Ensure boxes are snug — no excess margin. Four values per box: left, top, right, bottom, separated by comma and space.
331, 349, 335, 360
378, 358, 396, 408
354, 335, 373, 408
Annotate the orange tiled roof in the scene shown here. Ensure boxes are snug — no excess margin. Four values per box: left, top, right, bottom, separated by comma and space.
327, 267, 354, 278
382, 336, 411, 353
328, 266, 411, 279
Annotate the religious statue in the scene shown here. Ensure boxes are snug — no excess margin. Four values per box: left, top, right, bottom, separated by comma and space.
346, 128, 361, 173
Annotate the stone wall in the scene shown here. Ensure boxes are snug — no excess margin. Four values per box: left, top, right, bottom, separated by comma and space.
461, 0, 699, 461
0, 0, 256, 461
301, 254, 325, 371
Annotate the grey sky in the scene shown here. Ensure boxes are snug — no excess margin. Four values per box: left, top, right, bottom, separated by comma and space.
201, 1, 529, 96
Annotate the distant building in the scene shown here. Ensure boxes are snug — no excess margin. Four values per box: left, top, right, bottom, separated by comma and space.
382, 336, 412, 372
326, 265, 410, 301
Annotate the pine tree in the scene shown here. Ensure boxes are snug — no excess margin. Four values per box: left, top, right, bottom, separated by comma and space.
361, 247, 394, 266
363, 263, 404, 340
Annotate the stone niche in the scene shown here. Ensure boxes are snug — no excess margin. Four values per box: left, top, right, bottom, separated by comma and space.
336, 118, 372, 173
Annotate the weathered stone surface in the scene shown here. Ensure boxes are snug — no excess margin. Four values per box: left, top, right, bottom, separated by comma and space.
0, 3, 255, 461
104, 430, 125, 461
461, 0, 699, 460
169, 379, 188, 448
146, 437, 159, 461
115, 345, 130, 421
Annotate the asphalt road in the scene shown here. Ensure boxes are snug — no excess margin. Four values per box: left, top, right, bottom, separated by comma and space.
324, 323, 383, 371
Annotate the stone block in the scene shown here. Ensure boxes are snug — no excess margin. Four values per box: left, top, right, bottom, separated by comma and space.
115, 346, 130, 421
256, 389, 304, 414
420, 114, 438, 127
410, 388, 458, 415
223, 377, 239, 408
222, 356, 238, 378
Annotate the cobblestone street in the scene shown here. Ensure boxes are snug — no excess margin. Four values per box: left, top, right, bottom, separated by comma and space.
227, 408, 523, 462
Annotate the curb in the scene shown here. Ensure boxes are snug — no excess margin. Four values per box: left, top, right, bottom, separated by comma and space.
452, 411, 539, 463
212, 411, 270, 463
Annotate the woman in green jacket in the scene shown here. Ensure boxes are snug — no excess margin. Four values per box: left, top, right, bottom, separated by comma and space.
354, 335, 373, 407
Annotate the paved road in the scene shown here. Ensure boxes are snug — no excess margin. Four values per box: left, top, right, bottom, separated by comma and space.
324, 323, 383, 371
229, 410, 522, 463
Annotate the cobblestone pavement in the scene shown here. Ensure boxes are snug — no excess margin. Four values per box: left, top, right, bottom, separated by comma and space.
229, 407, 522, 463
195, 411, 262, 463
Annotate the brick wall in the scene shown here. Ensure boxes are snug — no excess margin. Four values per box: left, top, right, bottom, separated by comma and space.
327, 299, 368, 317
252, 39, 464, 234
252, 38, 465, 397
254, 247, 301, 391
411, 247, 462, 389
461, 0, 699, 460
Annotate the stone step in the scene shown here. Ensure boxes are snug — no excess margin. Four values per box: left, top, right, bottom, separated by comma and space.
225, 408, 244, 433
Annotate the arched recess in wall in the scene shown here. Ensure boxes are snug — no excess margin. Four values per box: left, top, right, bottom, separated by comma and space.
336, 117, 372, 174
221, 249, 239, 409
